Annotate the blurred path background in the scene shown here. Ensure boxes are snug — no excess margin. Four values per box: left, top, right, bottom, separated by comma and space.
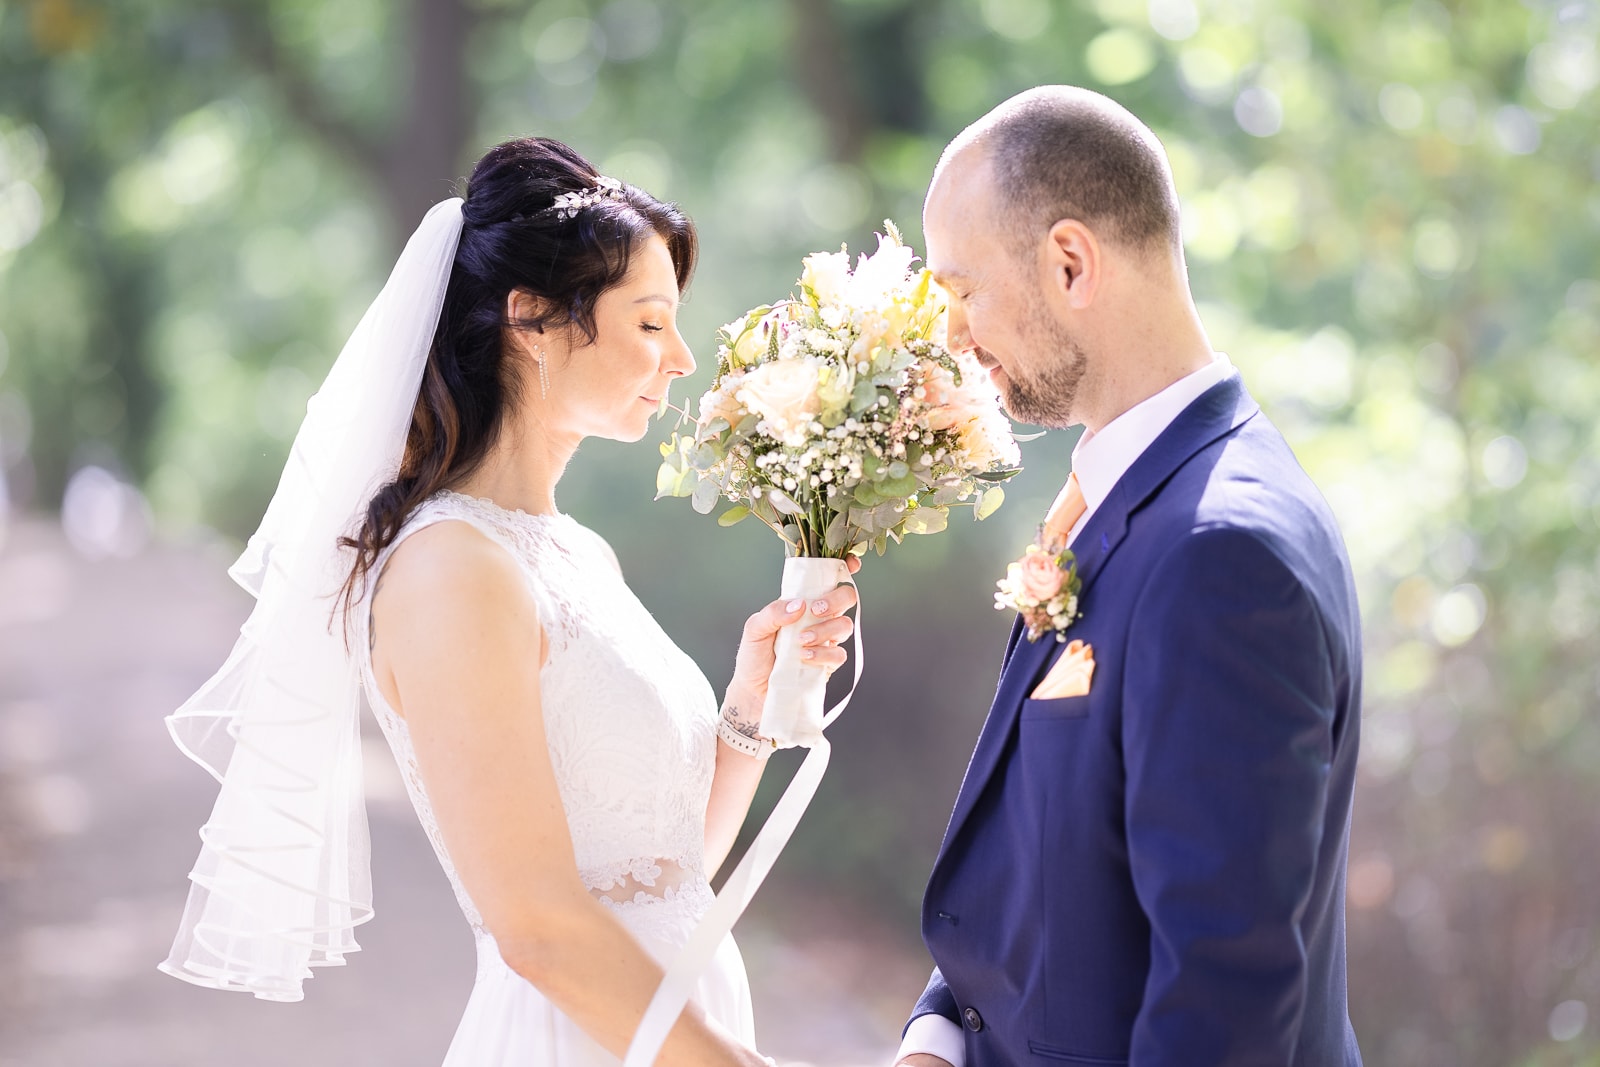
2, 0, 1598, 1064
0, 514, 918, 1066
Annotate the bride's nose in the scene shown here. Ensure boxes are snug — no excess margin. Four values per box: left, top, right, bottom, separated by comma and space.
663, 329, 695, 378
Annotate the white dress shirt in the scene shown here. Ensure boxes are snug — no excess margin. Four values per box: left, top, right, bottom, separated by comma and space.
893, 353, 1233, 1067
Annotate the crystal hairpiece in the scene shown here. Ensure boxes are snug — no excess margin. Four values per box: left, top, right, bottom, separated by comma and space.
544, 175, 625, 220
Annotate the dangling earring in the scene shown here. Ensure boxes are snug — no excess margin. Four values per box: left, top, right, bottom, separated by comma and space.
534, 344, 550, 399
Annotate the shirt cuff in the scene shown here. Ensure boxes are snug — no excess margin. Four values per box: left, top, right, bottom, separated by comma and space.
896, 1013, 967, 1067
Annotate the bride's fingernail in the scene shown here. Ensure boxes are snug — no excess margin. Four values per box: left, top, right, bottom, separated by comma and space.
786, 599, 804, 613
812, 599, 829, 615
802, 648, 816, 660
800, 631, 817, 646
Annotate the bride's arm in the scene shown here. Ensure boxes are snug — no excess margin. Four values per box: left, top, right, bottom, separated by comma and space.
372, 521, 764, 1067
703, 562, 859, 876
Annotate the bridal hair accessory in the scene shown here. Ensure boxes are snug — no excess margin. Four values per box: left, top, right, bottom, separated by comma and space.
158, 197, 465, 1001
543, 174, 624, 220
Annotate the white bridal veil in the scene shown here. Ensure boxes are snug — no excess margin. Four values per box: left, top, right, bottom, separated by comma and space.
159, 198, 465, 1001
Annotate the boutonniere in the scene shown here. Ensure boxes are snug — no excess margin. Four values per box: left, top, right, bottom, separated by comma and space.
993, 529, 1082, 642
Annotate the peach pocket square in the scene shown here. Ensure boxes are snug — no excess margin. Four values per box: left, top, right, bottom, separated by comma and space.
1030, 640, 1096, 700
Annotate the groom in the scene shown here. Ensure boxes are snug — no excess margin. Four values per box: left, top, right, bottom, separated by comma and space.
895, 88, 1363, 1066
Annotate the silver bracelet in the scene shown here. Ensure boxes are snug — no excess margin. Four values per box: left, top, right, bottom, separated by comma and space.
717, 706, 776, 761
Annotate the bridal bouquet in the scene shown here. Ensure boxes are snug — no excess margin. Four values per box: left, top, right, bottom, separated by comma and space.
629, 231, 1025, 1061
656, 223, 1022, 749
656, 222, 1021, 558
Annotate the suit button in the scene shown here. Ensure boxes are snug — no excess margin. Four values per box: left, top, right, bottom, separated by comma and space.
963, 1006, 984, 1032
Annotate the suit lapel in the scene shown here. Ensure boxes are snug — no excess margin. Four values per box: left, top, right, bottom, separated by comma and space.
930, 373, 1261, 877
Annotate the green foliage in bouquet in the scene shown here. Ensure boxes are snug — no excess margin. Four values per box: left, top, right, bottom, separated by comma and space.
657, 222, 1022, 558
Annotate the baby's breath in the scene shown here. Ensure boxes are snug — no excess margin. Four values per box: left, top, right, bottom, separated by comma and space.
657, 223, 1022, 558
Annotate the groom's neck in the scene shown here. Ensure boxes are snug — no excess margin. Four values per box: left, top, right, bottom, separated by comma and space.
1078, 273, 1214, 434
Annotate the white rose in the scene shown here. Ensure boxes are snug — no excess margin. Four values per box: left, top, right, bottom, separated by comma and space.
737, 360, 821, 440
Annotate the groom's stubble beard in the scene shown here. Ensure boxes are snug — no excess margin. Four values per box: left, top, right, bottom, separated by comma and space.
997, 303, 1089, 430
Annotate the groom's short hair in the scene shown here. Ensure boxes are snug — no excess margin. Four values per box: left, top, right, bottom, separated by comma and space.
964, 87, 1182, 259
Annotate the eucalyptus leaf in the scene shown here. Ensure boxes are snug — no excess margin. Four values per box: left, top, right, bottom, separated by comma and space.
751, 495, 780, 525
691, 477, 720, 514
976, 485, 1005, 520
851, 380, 878, 414
717, 505, 751, 527
877, 471, 918, 498
656, 463, 695, 500
871, 500, 903, 528
769, 489, 805, 516
824, 509, 850, 550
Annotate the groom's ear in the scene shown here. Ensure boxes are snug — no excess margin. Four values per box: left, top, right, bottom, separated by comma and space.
1045, 219, 1101, 311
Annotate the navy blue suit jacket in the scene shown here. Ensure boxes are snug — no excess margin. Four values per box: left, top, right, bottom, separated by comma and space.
910, 374, 1363, 1066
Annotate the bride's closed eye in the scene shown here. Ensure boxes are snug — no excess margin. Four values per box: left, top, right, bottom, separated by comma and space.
640, 323, 664, 333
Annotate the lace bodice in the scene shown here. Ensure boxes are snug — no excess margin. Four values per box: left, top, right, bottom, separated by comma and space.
353, 490, 720, 936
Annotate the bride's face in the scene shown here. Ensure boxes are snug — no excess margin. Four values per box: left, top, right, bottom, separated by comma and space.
546, 235, 694, 443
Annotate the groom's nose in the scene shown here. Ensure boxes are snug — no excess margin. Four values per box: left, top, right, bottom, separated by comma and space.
945, 299, 974, 355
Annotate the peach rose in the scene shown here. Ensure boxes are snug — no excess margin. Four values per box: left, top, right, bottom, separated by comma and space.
698, 376, 745, 427
924, 354, 1000, 433
1018, 547, 1064, 602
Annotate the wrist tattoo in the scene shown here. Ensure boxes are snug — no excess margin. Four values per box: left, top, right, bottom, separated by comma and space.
721, 704, 763, 739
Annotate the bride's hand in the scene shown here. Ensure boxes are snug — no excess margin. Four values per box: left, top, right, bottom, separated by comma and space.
725, 556, 861, 706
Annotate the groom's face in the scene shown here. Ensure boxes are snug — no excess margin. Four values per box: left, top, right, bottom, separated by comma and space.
925, 154, 1088, 430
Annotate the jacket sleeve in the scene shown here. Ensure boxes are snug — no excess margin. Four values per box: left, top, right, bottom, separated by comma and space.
906, 966, 960, 1034
1122, 526, 1337, 1065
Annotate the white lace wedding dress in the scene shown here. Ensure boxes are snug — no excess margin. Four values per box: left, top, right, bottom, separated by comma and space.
353, 490, 755, 1065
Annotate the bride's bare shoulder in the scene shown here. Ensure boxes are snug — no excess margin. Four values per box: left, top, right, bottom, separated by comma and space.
370, 518, 543, 661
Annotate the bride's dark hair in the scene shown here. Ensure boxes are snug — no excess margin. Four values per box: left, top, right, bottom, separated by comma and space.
336, 136, 697, 620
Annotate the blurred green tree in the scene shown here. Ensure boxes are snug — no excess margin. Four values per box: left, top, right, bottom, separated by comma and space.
2, 0, 1597, 1062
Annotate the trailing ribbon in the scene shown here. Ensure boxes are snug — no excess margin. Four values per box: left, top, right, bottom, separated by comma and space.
622, 571, 862, 1067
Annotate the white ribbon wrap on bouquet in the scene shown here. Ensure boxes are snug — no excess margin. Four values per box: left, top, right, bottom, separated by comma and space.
760, 557, 854, 748
623, 556, 861, 1067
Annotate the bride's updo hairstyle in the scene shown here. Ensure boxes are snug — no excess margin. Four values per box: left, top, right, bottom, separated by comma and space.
337, 136, 697, 619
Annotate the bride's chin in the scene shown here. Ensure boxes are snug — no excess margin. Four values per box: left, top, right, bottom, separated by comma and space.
609, 419, 652, 444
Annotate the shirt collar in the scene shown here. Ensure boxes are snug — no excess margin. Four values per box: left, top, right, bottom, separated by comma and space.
1070, 353, 1234, 524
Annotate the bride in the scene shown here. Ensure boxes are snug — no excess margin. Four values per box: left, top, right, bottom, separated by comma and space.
158, 136, 857, 1066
